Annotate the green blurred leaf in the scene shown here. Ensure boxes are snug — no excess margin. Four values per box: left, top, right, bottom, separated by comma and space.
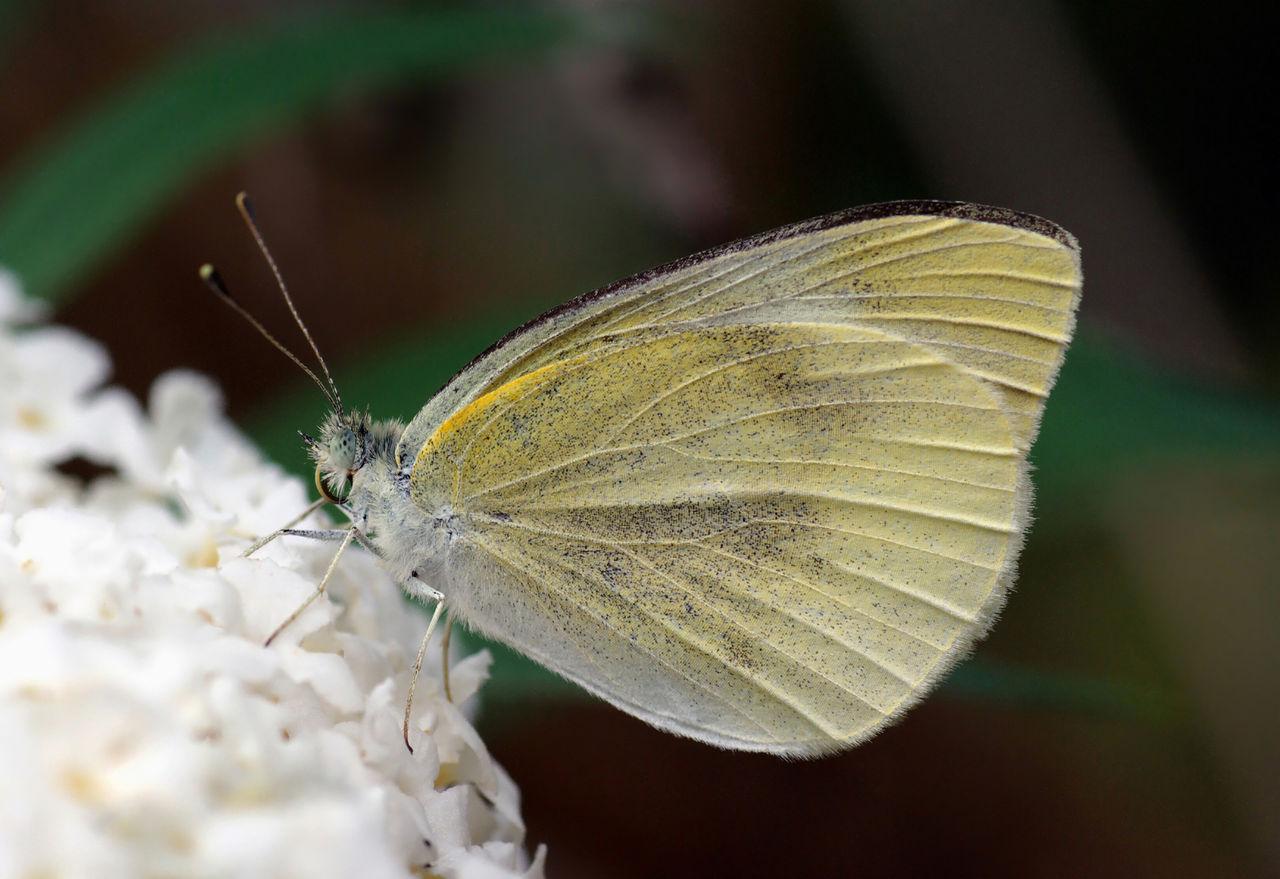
1033, 333, 1280, 512
943, 660, 1176, 722
0, 5, 590, 301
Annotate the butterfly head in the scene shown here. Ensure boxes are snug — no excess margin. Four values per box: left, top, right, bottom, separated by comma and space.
304, 410, 370, 503
303, 410, 405, 505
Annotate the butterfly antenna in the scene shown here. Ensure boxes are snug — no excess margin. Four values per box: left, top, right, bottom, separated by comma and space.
234, 192, 344, 414
198, 264, 340, 410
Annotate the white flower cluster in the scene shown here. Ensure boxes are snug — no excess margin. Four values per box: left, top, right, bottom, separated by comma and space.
0, 269, 544, 878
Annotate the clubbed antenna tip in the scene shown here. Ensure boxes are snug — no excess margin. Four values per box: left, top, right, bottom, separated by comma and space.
198, 263, 229, 297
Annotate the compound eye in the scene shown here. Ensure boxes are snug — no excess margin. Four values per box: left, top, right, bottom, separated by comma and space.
336, 428, 359, 464
314, 463, 346, 504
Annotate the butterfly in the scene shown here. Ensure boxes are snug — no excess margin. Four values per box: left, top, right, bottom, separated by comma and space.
203, 197, 1081, 757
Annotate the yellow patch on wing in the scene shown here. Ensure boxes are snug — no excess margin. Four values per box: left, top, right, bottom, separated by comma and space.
413, 355, 589, 507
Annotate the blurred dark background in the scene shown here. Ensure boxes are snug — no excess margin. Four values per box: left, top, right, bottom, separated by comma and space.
2, 2, 1277, 876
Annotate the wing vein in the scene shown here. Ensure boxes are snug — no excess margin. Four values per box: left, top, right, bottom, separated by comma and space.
602, 217, 951, 335
606, 341, 938, 444
644, 399, 1010, 456
790, 234, 1025, 296
897, 337, 1056, 367
516, 489, 1015, 534
861, 313, 1068, 343
633, 544, 938, 662
631, 233, 847, 329
901, 268, 1079, 289
792, 291, 1072, 312
698, 542, 982, 625
746, 518, 1003, 572
593, 254, 757, 336
660, 444, 1015, 492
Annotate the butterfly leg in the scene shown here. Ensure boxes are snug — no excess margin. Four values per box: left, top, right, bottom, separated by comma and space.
247, 521, 383, 560
263, 525, 357, 647
440, 613, 454, 704
403, 578, 447, 753
241, 497, 328, 557
279, 528, 347, 540
279, 526, 380, 554
243, 501, 380, 558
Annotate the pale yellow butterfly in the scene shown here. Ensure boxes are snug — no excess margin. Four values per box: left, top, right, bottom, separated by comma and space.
205, 198, 1081, 757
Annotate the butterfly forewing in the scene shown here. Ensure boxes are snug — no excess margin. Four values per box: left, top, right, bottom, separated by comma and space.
400, 202, 1078, 461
